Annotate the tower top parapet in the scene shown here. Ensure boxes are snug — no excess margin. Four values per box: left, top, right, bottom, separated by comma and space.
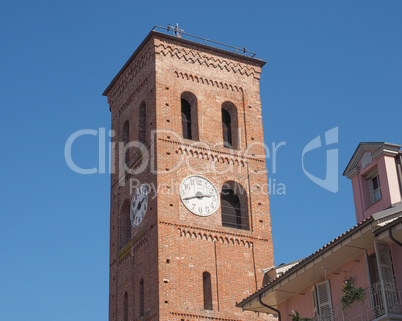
153, 24, 257, 57
103, 25, 266, 96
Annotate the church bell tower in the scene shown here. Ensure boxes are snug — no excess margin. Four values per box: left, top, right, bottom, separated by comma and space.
103, 26, 274, 321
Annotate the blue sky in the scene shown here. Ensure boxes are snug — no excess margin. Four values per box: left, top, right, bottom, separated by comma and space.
1, 1, 401, 320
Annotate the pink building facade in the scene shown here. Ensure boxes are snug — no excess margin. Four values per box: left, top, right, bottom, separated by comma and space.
238, 143, 402, 321
345, 143, 402, 222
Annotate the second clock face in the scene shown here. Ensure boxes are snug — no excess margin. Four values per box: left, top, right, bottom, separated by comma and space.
180, 175, 220, 216
130, 184, 149, 227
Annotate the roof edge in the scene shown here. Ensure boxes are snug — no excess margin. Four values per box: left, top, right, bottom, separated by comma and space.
102, 31, 155, 96
343, 142, 401, 178
373, 215, 402, 236
102, 30, 267, 97
236, 216, 375, 308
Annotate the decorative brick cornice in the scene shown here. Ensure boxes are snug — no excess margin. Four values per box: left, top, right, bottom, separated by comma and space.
179, 226, 253, 248
159, 220, 269, 244
174, 70, 243, 93
118, 77, 148, 113
118, 228, 149, 263
177, 146, 247, 167
170, 311, 239, 321
118, 242, 132, 263
158, 138, 265, 164
155, 39, 260, 79
108, 44, 154, 105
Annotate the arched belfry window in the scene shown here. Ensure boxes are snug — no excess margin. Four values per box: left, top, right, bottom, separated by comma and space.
221, 102, 239, 149
123, 121, 130, 165
139, 279, 145, 316
119, 200, 131, 249
222, 109, 232, 148
221, 181, 249, 230
139, 102, 146, 145
181, 99, 192, 140
181, 92, 198, 141
203, 272, 213, 310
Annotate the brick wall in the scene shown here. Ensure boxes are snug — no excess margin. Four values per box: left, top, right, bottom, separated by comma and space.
104, 31, 275, 321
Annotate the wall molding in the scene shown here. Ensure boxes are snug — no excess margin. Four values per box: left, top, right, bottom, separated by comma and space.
174, 70, 243, 93
170, 311, 240, 321
155, 39, 260, 79
109, 44, 153, 105
118, 77, 148, 113
159, 220, 269, 244
158, 138, 264, 164
118, 228, 149, 263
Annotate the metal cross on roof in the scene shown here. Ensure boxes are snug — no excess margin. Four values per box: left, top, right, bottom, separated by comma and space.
167, 23, 184, 38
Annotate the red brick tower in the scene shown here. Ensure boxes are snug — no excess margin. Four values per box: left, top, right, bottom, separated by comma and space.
103, 27, 274, 321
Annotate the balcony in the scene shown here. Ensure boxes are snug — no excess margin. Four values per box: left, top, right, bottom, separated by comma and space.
317, 281, 402, 321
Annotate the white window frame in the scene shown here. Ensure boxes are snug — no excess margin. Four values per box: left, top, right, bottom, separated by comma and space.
367, 169, 381, 205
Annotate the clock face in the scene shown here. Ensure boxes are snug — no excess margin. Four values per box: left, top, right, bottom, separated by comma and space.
180, 175, 220, 216
130, 184, 149, 227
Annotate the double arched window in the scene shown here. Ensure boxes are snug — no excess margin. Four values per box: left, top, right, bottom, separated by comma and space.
221, 181, 249, 230
122, 101, 146, 168
180, 93, 239, 149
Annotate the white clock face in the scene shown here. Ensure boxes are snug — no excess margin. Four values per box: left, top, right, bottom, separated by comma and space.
130, 184, 149, 227
180, 175, 220, 216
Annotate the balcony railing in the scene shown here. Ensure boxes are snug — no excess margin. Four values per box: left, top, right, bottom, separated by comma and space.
315, 280, 402, 321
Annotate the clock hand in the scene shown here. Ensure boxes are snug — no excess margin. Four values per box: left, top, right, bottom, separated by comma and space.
183, 194, 214, 200
182, 195, 197, 200
137, 198, 145, 210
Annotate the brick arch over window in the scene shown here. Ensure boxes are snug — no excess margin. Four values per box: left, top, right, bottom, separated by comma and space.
139, 101, 146, 145
123, 120, 130, 165
202, 271, 213, 310
119, 200, 131, 249
221, 101, 239, 149
220, 181, 249, 230
181, 91, 199, 141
